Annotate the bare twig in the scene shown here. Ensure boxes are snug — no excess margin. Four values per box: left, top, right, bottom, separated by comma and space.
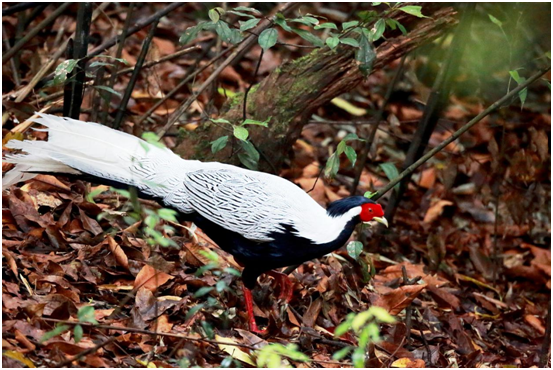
67, 2, 93, 119
40, 318, 262, 351
100, 2, 135, 125
2, 2, 42, 16
113, 20, 159, 129
2, 23, 21, 86
350, 55, 407, 195
157, 2, 297, 137
2, 2, 71, 63
372, 66, 551, 200
54, 336, 116, 367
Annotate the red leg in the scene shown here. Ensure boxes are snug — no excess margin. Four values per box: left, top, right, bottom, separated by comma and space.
242, 284, 267, 334
266, 270, 294, 303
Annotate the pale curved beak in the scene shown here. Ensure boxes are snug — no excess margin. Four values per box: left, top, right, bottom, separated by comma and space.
371, 216, 389, 228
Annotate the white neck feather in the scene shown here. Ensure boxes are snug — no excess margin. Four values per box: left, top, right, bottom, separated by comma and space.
292, 206, 361, 245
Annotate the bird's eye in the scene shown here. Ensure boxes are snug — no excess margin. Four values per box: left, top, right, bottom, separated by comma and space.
369, 209, 373, 213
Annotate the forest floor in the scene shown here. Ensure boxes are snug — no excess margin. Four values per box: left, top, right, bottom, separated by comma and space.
2, 3, 551, 368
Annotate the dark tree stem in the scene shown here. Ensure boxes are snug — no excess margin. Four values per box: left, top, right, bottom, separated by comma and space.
350, 54, 407, 195
67, 2, 93, 119
382, 3, 475, 223
113, 20, 159, 129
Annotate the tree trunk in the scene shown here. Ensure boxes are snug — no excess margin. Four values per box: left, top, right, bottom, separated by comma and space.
175, 6, 458, 173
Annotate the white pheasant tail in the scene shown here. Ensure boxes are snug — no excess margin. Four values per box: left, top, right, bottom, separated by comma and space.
3, 113, 361, 245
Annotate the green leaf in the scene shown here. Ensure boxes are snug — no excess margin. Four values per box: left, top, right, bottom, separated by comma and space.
94, 85, 121, 98
356, 32, 376, 76
238, 140, 260, 170
326, 36, 339, 49
211, 135, 229, 153
314, 22, 337, 30
239, 18, 260, 32
210, 118, 232, 125
242, 117, 270, 127
258, 28, 278, 51
334, 319, 353, 337
509, 70, 527, 107
216, 21, 243, 44
185, 304, 204, 321
340, 38, 360, 47
40, 325, 70, 343
372, 18, 386, 41
53, 59, 78, 85
324, 153, 340, 178
89, 61, 115, 68
337, 140, 347, 154
141, 132, 166, 148
158, 208, 178, 222
233, 6, 261, 15
95, 54, 130, 65
274, 17, 292, 32
233, 126, 249, 141
73, 324, 83, 344
193, 286, 214, 298
228, 10, 255, 19
180, 25, 200, 45
345, 146, 357, 167
332, 346, 353, 360
398, 5, 427, 18
352, 347, 365, 368
364, 191, 377, 199
369, 306, 396, 323
347, 241, 363, 260
342, 20, 359, 30
488, 13, 503, 28
78, 306, 98, 325
343, 133, 359, 141
216, 280, 227, 293
387, 19, 407, 35
85, 187, 105, 203
292, 28, 324, 47
208, 7, 223, 23
379, 162, 399, 190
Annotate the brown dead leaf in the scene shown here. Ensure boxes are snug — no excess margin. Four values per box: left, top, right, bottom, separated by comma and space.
31, 174, 71, 192
418, 168, 436, 189
524, 314, 546, 335
78, 208, 103, 235
423, 200, 453, 223
302, 297, 323, 327
391, 358, 425, 368
107, 236, 129, 270
374, 284, 427, 315
134, 264, 174, 292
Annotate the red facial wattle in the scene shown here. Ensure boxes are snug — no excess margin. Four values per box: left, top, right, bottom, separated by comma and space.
360, 203, 384, 222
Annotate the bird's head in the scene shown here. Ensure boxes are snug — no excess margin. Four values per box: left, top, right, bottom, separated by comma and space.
327, 196, 388, 227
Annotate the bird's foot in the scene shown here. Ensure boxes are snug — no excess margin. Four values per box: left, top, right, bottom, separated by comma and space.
267, 270, 294, 303
242, 284, 268, 335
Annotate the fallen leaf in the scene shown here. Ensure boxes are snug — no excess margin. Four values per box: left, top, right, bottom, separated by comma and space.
2, 350, 36, 368
134, 264, 174, 292
214, 334, 255, 366
524, 314, 546, 335
391, 358, 425, 368
423, 200, 453, 223
374, 284, 427, 315
107, 236, 129, 270
302, 297, 323, 327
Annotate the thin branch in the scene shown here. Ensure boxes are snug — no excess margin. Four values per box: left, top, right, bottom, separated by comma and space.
40, 318, 262, 351
2, 2, 42, 16
100, 2, 135, 125
372, 66, 551, 201
2, 2, 71, 63
136, 41, 225, 126
54, 337, 116, 368
13, 3, 110, 103
157, 2, 297, 137
112, 20, 159, 129
350, 55, 407, 195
